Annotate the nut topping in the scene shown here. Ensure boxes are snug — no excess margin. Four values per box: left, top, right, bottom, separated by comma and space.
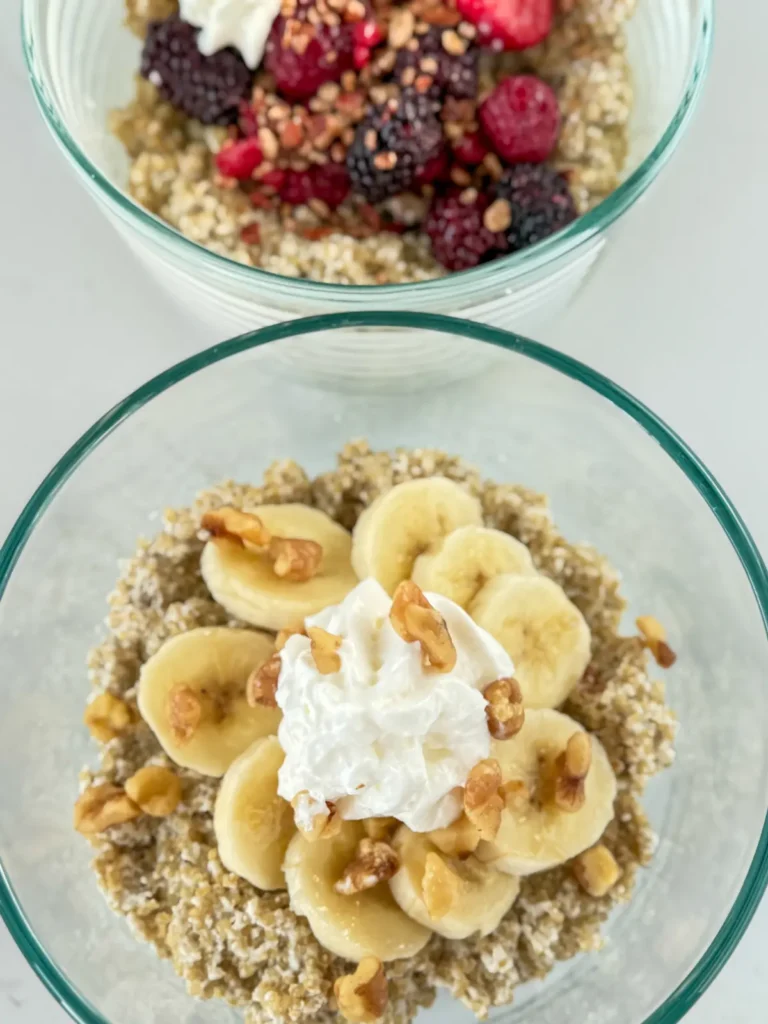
125, 766, 182, 817
572, 843, 621, 897
390, 581, 457, 673
201, 507, 271, 548
335, 838, 400, 895
636, 615, 677, 668
483, 677, 525, 740
83, 692, 134, 743
74, 783, 141, 835
269, 537, 323, 581
463, 758, 504, 840
334, 956, 388, 1023
275, 623, 307, 651
552, 732, 592, 812
307, 626, 343, 674
247, 653, 282, 708
422, 851, 460, 919
428, 814, 481, 858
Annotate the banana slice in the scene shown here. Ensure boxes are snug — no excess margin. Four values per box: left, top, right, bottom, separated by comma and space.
476, 709, 617, 876
411, 525, 537, 609
283, 821, 432, 962
351, 478, 482, 595
389, 827, 519, 940
214, 736, 296, 891
468, 574, 591, 708
138, 627, 280, 777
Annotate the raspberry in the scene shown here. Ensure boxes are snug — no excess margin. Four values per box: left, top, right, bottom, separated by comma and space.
215, 137, 263, 179
279, 164, 351, 208
480, 75, 560, 163
453, 131, 489, 165
141, 16, 253, 125
347, 92, 443, 203
456, 0, 553, 50
425, 192, 501, 271
265, 3, 356, 101
493, 163, 576, 250
394, 26, 478, 100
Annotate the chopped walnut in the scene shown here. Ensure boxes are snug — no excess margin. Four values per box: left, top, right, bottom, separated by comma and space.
363, 817, 399, 841
246, 653, 281, 708
269, 537, 323, 581
553, 732, 592, 813
201, 507, 271, 547
572, 843, 621, 897
463, 759, 504, 840
636, 615, 677, 668
390, 580, 457, 673
167, 685, 203, 743
335, 838, 400, 895
483, 677, 525, 740
428, 814, 481, 858
74, 784, 141, 835
275, 623, 307, 651
307, 626, 343, 674
125, 766, 182, 817
334, 957, 388, 1023
83, 692, 134, 743
422, 851, 460, 919
500, 779, 531, 811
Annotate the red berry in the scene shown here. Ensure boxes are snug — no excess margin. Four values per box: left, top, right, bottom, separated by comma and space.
480, 74, 560, 163
354, 45, 372, 69
266, 10, 356, 101
280, 164, 350, 208
456, 0, 552, 50
415, 147, 450, 185
425, 192, 500, 271
354, 20, 384, 48
453, 131, 489, 166
216, 137, 263, 179
238, 100, 259, 137
261, 169, 287, 190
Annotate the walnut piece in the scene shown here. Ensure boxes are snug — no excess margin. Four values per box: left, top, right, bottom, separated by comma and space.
83, 692, 134, 743
269, 537, 323, 581
463, 759, 504, 840
335, 838, 400, 895
572, 843, 621, 897
125, 766, 182, 817
636, 615, 677, 668
390, 581, 457, 673
428, 814, 481, 858
247, 653, 281, 708
167, 685, 203, 743
553, 731, 592, 813
201, 506, 271, 547
74, 784, 141, 835
275, 623, 307, 651
483, 677, 525, 740
422, 851, 460, 919
308, 626, 343, 674
363, 817, 399, 841
334, 957, 388, 1023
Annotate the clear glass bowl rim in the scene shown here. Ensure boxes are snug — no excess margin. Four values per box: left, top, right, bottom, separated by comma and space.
20, 1, 714, 299
1, 311, 765, 1024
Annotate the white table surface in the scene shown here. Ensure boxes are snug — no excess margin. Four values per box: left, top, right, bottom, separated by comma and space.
1, 0, 766, 1020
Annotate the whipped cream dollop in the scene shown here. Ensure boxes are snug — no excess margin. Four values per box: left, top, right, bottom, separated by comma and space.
180, 0, 282, 69
276, 578, 514, 833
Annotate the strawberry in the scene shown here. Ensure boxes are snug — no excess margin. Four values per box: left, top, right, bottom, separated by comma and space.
456, 0, 553, 51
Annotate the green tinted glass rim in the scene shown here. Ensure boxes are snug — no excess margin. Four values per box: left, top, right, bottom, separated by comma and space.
1, 311, 766, 1024
20, 2, 713, 297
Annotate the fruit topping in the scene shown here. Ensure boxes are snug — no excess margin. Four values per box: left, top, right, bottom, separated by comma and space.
492, 163, 576, 250
265, 0, 359, 101
394, 25, 479, 100
456, 0, 553, 51
424, 191, 501, 271
480, 74, 560, 164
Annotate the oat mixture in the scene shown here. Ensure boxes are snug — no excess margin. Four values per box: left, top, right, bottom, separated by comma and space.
78, 443, 675, 1023
111, 0, 635, 284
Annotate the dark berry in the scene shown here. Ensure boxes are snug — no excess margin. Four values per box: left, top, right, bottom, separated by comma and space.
425, 192, 500, 271
279, 164, 351, 208
493, 163, 576, 250
216, 137, 263, 179
394, 26, 478, 100
456, 0, 553, 50
415, 147, 450, 185
347, 91, 443, 203
141, 16, 253, 125
265, 3, 356, 101
480, 75, 560, 163
453, 130, 489, 166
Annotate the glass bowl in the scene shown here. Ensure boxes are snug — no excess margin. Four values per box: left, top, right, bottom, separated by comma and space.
22, 0, 713, 350
1, 312, 767, 1024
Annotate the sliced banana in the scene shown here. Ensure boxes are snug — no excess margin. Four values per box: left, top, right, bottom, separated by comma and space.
351, 478, 482, 595
138, 627, 280, 777
389, 827, 519, 940
214, 736, 296, 891
283, 821, 432, 962
411, 525, 537, 609
468, 574, 591, 708
201, 504, 359, 631
476, 709, 617, 876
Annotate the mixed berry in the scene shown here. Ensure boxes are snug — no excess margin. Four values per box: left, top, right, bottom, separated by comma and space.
140, 0, 578, 273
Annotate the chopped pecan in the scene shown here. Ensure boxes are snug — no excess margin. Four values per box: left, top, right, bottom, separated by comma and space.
636, 615, 677, 668
246, 653, 282, 708
125, 766, 182, 817
307, 626, 343, 674
334, 957, 388, 1023
553, 732, 592, 813
269, 537, 323, 581
428, 814, 480, 858
335, 838, 400, 895
483, 677, 525, 740
74, 784, 141, 835
390, 580, 457, 673
201, 507, 271, 547
83, 692, 134, 743
463, 759, 504, 840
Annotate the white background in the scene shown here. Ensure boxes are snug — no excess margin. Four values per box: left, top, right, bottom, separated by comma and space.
1, 1, 766, 1020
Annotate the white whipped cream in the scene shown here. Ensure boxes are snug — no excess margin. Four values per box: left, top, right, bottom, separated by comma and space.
276, 578, 514, 833
180, 0, 282, 69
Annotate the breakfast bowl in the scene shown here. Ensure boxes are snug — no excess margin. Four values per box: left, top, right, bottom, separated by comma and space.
0, 312, 766, 1024
22, 0, 712, 363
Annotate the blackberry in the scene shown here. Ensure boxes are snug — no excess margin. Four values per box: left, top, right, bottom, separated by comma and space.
347, 91, 443, 203
141, 16, 253, 125
394, 27, 478, 100
425, 192, 500, 271
493, 164, 576, 251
